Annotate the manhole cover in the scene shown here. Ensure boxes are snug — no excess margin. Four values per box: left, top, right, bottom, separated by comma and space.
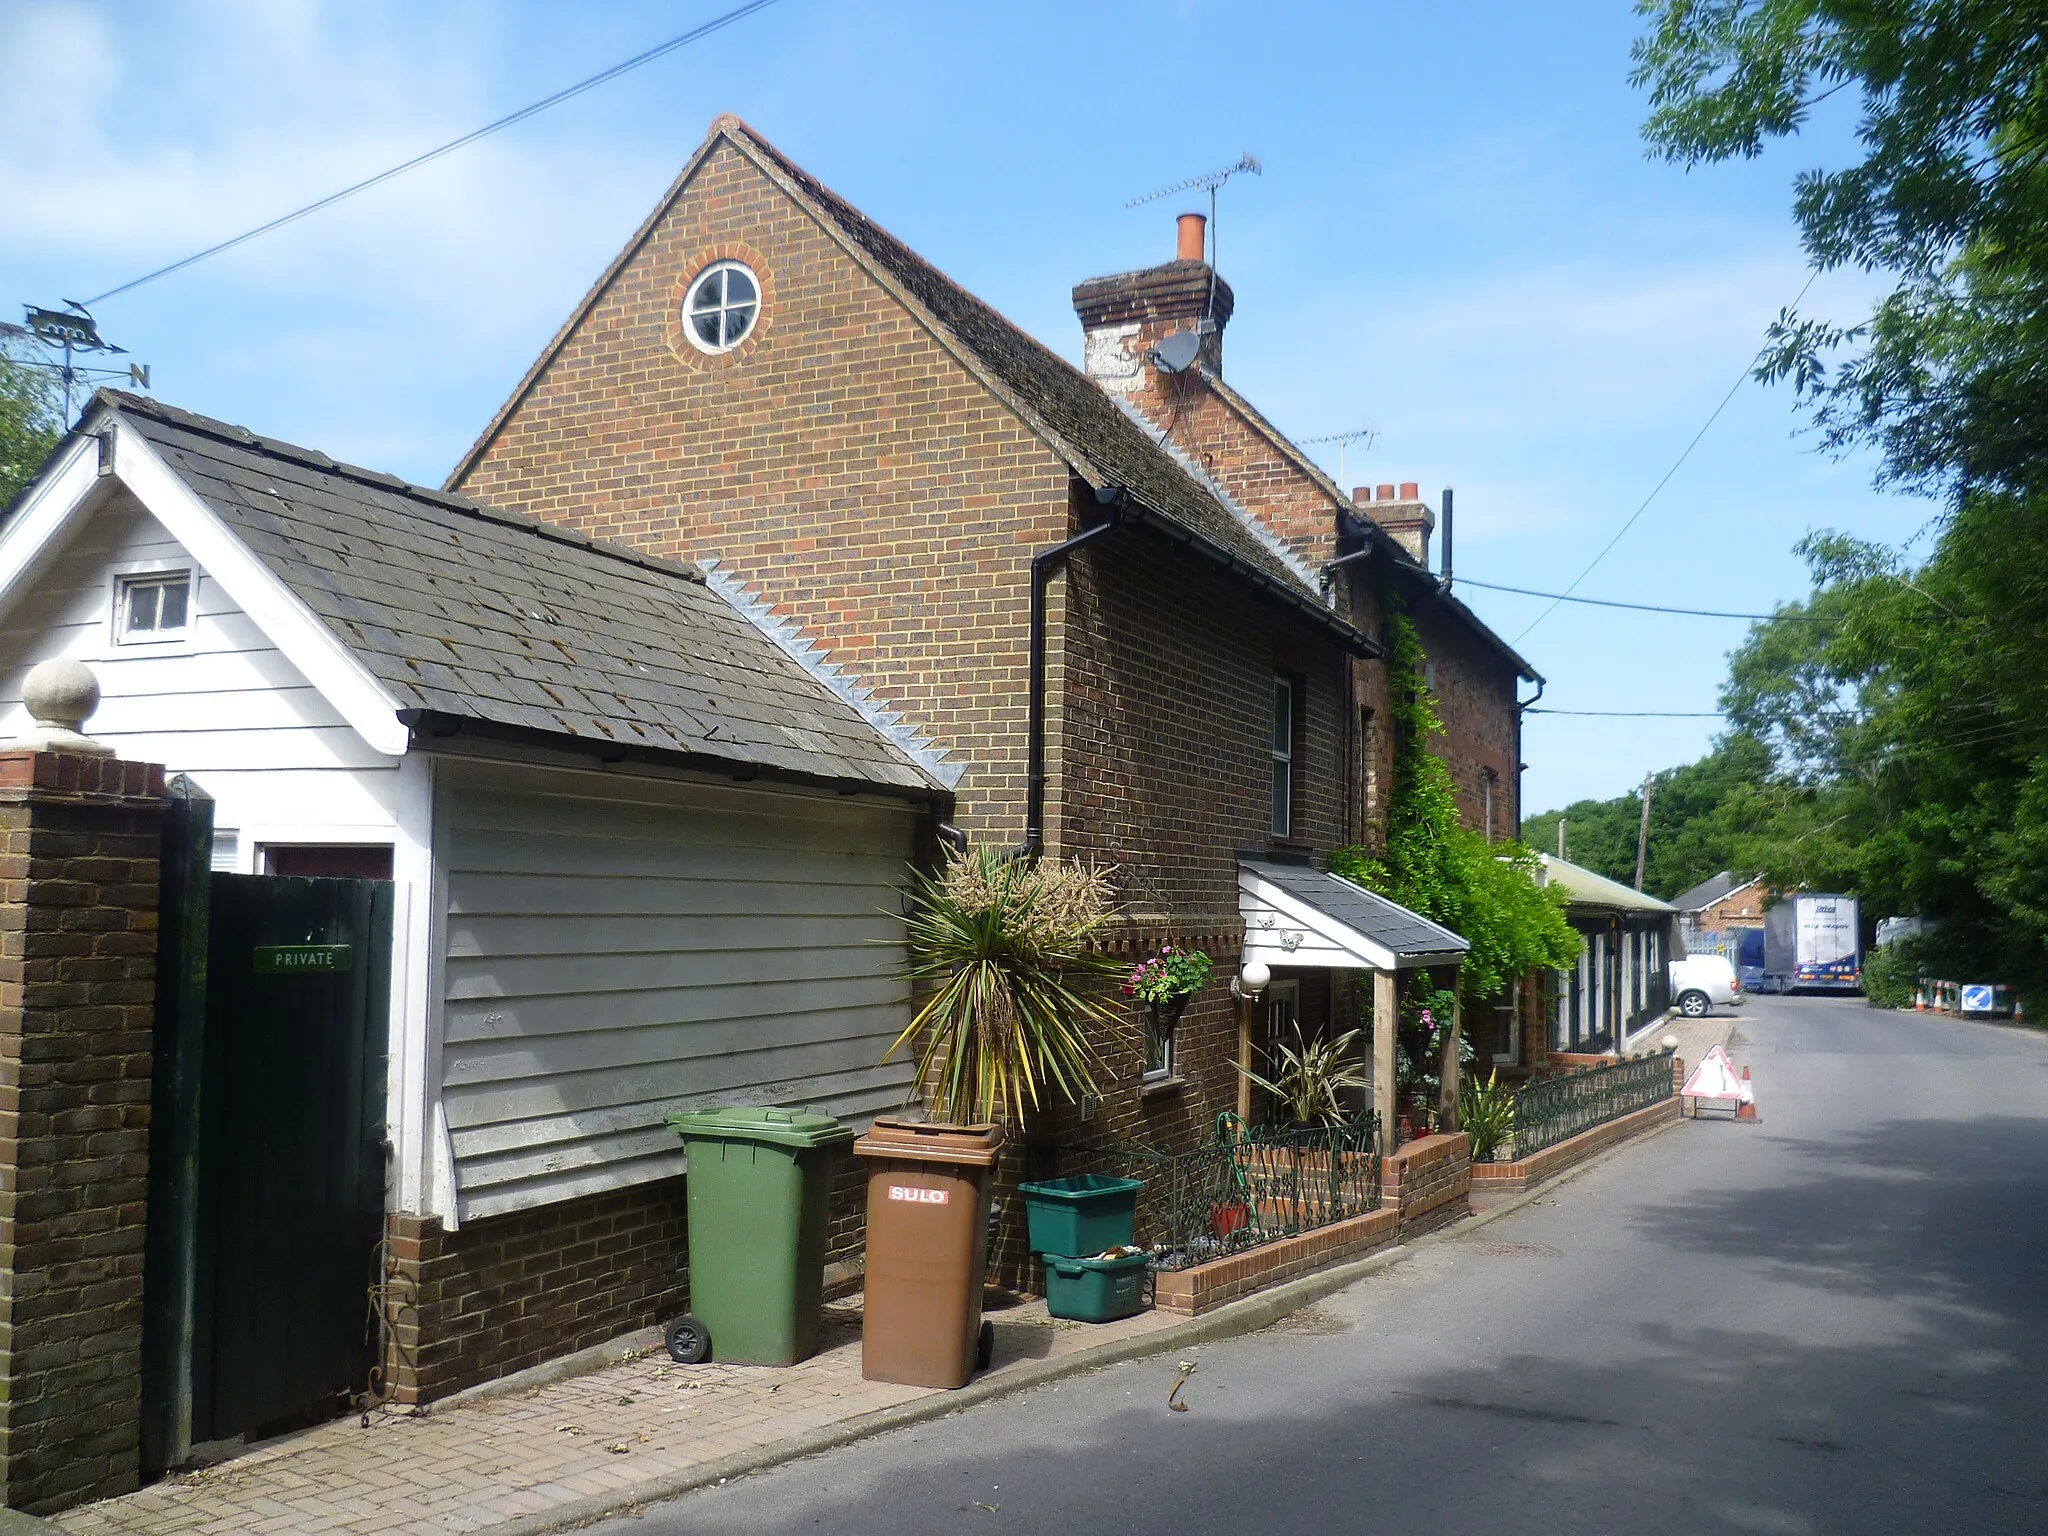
1472, 1242, 1563, 1258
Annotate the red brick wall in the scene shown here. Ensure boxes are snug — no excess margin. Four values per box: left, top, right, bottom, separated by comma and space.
1409, 597, 1522, 840
452, 137, 1073, 845
1382, 1130, 1471, 1237
384, 1154, 869, 1405
0, 751, 166, 1515
1075, 304, 1523, 844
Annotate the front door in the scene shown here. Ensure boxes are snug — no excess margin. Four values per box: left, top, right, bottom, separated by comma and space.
193, 875, 391, 1441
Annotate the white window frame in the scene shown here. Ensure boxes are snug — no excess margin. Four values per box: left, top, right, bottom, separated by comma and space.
1271, 675, 1294, 839
109, 563, 196, 648
1493, 976, 1520, 1065
681, 260, 761, 355
1140, 1004, 1176, 1084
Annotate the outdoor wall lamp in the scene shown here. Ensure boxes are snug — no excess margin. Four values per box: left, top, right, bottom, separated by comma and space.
1232, 959, 1272, 1001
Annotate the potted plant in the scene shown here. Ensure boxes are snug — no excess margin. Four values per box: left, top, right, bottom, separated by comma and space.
888, 848, 1122, 1124
1122, 943, 1213, 1043
1235, 1023, 1370, 1127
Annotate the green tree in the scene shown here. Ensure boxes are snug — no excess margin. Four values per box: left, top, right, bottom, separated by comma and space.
1332, 608, 1581, 1003
0, 341, 63, 507
1634, 2, 2048, 1003
1634, 1, 2048, 500
1523, 734, 1776, 900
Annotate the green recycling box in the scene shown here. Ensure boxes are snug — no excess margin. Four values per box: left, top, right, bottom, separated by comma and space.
666, 1107, 856, 1365
1017, 1173, 1144, 1258
1042, 1249, 1150, 1323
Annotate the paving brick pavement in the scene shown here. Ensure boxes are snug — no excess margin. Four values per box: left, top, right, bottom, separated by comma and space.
50, 1297, 1177, 1536
1623, 1006, 1744, 1073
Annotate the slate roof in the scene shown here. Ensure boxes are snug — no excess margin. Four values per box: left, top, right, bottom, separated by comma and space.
100, 392, 941, 797
1669, 870, 1758, 913
1538, 854, 1677, 914
1240, 858, 1470, 961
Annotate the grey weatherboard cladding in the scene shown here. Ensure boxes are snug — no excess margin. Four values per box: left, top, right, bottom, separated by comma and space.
103, 392, 938, 796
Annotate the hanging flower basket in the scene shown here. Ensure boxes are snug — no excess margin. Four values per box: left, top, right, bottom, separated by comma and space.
1145, 992, 1192, 1040
1123, 944, 1213, 1043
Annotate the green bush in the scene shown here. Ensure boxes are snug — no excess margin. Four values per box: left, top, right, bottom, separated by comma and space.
1862, 937, 1924, 1010
1459, 1069, 1517, 1161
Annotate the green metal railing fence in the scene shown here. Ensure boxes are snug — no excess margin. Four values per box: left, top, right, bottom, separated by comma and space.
1037, 1113, 1381, 1272
1511, 1050, 1675, 1156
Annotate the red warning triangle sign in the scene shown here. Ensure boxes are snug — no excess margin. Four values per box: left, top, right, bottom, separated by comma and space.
1680, 1043, 1751, 1102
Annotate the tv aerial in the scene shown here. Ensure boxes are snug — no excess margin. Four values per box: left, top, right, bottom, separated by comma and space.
1299, 426, 1378, 487
8, 302, 151, 422
1126, 154, 1262, 338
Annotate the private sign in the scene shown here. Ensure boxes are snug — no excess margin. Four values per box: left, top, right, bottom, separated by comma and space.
887, 1185, 949, 1205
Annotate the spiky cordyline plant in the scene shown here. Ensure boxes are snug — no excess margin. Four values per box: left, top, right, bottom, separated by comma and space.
1236, 1024, 1370, 1127
889, 850, 1122, 1125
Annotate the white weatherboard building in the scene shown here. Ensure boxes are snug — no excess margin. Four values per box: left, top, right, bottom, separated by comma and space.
0, 391, 949, 1229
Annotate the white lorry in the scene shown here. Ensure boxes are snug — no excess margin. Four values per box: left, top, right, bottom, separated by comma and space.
1763, 892, 1862, 992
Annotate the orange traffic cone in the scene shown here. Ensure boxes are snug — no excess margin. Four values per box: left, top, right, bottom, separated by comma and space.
1737, 1065, 1758, 1121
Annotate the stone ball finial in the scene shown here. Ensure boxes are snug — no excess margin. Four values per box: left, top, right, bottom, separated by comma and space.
14, 658, 113, 757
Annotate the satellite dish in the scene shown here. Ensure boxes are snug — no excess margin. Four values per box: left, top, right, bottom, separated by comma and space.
1151, 330, 1201, 373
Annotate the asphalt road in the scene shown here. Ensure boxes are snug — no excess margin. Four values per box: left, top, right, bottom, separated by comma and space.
598, 995, 2048, 1535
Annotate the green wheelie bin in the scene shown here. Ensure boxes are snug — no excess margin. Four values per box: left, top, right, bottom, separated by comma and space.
664, 1107, 855, 1366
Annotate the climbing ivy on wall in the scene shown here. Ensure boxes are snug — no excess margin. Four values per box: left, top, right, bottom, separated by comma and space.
1330, 603, 1579, 1004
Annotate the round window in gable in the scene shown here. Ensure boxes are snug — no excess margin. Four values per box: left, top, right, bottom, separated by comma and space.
683, 260, 760, 354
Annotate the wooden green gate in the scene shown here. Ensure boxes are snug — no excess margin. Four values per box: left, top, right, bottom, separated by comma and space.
143, 784, 392, 1464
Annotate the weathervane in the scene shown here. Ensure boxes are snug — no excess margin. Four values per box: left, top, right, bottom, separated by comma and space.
5, 302, 151, 422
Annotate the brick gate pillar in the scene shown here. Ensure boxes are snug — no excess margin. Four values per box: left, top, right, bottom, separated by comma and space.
0, 749, 167, 1516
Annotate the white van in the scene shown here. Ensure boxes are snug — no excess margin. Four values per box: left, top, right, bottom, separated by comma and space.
1669, 954, 1741, 1018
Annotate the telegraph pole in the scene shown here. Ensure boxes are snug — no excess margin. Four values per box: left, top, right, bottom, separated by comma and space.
1633, 773, 1654, 891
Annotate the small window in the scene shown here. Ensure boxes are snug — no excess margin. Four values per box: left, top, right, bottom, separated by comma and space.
683, 260, 760, 354
116, 572, 192, 642
1141, 1007, 1175, 1083
1270, 675, 1294, 838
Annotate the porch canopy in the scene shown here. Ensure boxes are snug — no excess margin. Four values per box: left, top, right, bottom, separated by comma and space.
1237, 859, 1469, 1153
1238, 859, 1468, 971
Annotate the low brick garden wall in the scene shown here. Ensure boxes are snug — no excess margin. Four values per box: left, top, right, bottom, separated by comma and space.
1153, 1206, 1399, 1315
1469, 1096, 1679, 1195
1148, 1132, 1471, 1316
1382, 1130, 1471, 1239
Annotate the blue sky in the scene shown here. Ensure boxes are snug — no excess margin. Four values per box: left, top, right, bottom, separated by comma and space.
0, 1, 1933, 814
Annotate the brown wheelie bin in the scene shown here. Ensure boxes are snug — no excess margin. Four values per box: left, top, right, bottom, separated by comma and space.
853, 1116, 1005, 1388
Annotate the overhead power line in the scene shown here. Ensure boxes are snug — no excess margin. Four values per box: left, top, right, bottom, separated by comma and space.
1526, 708, 1723, 718
1512, 271, 1821, 647
1458, 577, 1824, 622
83, 0, 784, 305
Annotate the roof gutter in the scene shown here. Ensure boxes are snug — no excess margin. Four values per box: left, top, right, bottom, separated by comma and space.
1117, 498, 1380, 660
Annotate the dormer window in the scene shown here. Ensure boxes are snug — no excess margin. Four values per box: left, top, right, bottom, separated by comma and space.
683, 261, 760, 354
116, 572, 192, 643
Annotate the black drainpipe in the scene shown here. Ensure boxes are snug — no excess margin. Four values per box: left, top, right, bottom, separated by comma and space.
1515, 674, 1544, 839
1014, 493, 1129, 860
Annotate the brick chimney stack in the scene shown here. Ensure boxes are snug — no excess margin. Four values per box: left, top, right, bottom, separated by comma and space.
1354, 482, 1434, 565
1074, 214, 1235, 392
